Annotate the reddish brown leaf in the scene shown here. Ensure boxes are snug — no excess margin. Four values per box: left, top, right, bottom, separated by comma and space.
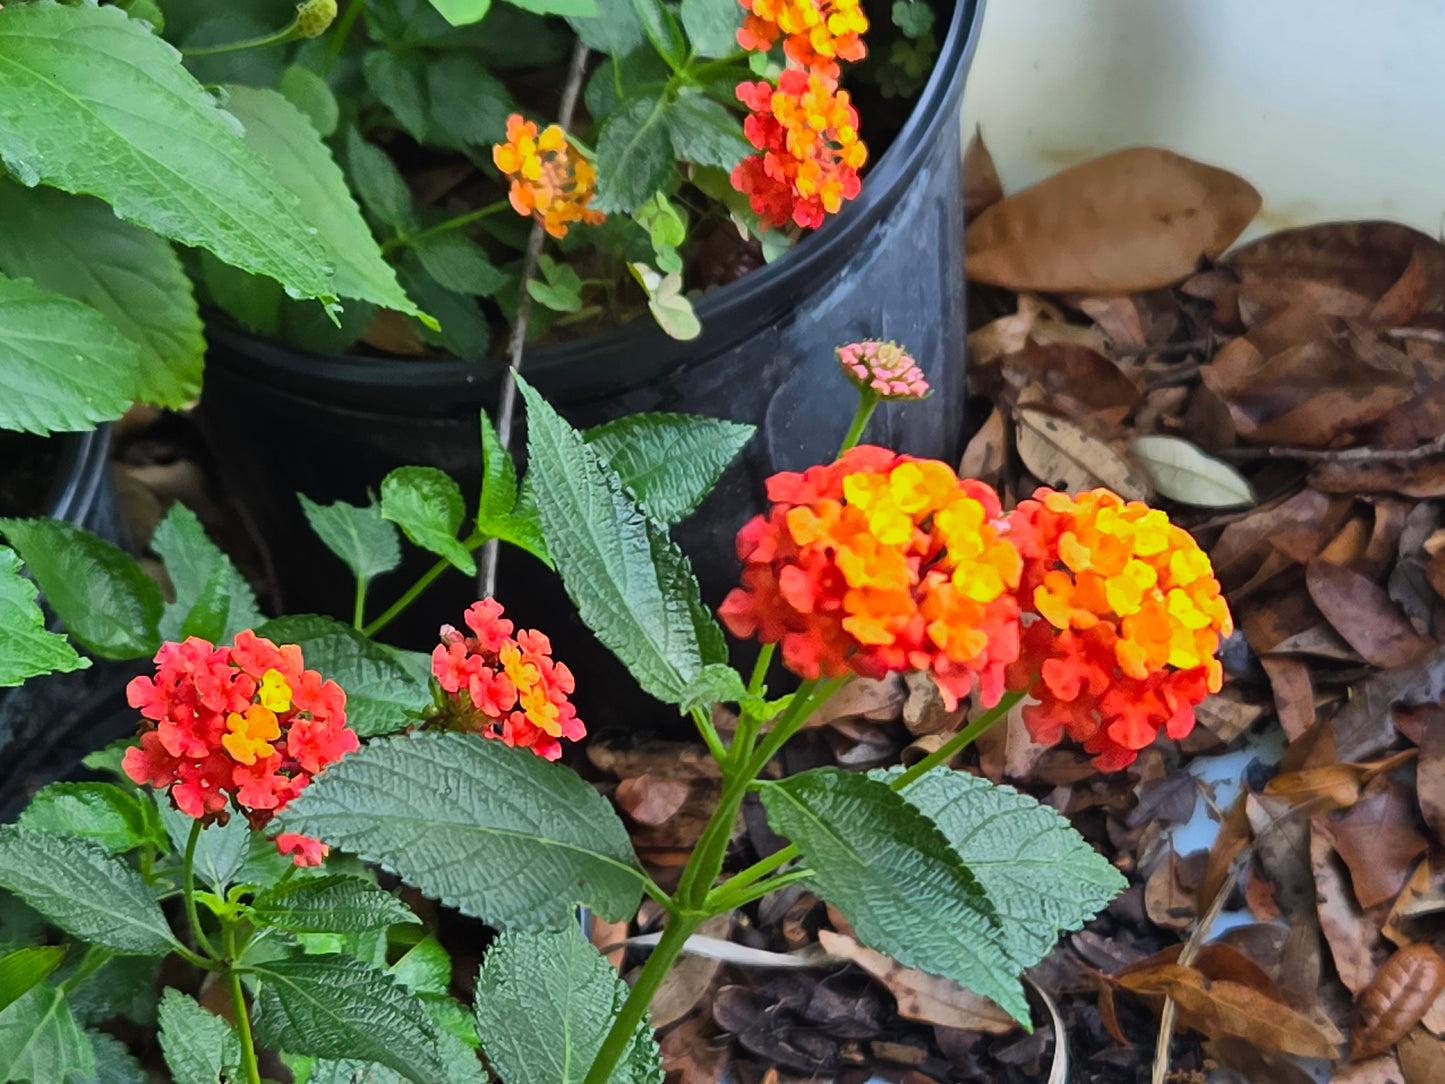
1333, 1055, 1408, 1083
962, 128, 1002, 225
1330, 782, 1431, 909
1312, 456, 1445, 500
966, 148, 1260, 293
1211, 488, 1346, 588
616, 774, 692, 826
1264, 751, 1417, 812
1260, 656, 1318, 742
1312, 818, 1387, 996
1143, 849, 1199, 931
1353, 944, 1445, 1060
1370, 249, 1431, 327
660, 1011, 730, 1084
997, 341, 1141, 424
1306, 557, 1431, 668
1418, 713, 1445, 843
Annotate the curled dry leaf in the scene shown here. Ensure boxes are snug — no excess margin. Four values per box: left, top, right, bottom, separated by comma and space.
1014, 404, 1151, 499
962, 128, 1003, 225
965, 148, 1261, 293
997, 342, 1141, 425
1305, 558, 1432, 669
1128, 435, 1254, 508
1312, 816, 1389, 996
1352, 943, 1445, 1061
615, 774, 692, 826
1330, 643, 1445, 761
966, 293, 1107, 368
1263, 750, 1417, 812
959, 406, 1006, 484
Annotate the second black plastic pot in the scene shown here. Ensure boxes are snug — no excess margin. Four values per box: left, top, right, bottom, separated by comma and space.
199, 0, 985, 732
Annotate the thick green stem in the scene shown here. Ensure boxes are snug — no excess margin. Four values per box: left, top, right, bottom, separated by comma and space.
706, 843, 796, 909
839, 390, 879, 453
225, 925, 263, 1084
381, 200, 509, 255
580, 912, 700, 1084
352, 574, 367, 630
742, 677, 847, 781
363, 531, 485, 637
745, 643, 775, 700
327, 0, 365, 57
690, 706, 728, 765
182, 820, 220, 961
890, 690, 1024, 791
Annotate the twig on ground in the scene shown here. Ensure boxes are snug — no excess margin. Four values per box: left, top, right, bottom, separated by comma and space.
1386, 326, 1445, 346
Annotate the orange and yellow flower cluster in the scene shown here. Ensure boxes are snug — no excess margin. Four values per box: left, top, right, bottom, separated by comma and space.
123, 632, 358, 866
1003, 489, 1231, 770
492, 114, 605, 239
719, 446, 1022, 709
431, 599, 584, 761
731, 0, 868, 229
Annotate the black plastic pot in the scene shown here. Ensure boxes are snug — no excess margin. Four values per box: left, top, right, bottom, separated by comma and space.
199, 0, 985, 731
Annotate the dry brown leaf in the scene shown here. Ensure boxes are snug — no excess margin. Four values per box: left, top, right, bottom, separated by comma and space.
966, 148, 1260, 293
1312, 817, 1388, 995
1260, 656, 1318, 742
1398, 1026, 1445, 1084
816, 930, 1016, 1034
900, 671, 960, 737
1333, 1055, 1408, 1084
1312, 456, 1445, 500
1382, 860, 1443, 949
616, 774, 693, 826
1211, 488, 1345, 588
1078, 296, 1148, 350
1306, 557, 1432, 668
1191, 688, 1267, 745
1014, 405, 1150, 498
651, 914, 731, 1029
997, 342, 1141, 425
590, 916, 629, 972
660, 1011, 730, 1084
1419, 714, 1445, 844
1263, 751, 1417, 812
1352, 944, 1445, 1060
965, 293, 1105, 367
1331, 781, 1431, 909
800, 675, 905, 730
962, 128, 1002, 225
1370, 249, 1431, 327
1144, 849, 1199, 931
959, 406, 1006, 483
1329, 643, 1445, 761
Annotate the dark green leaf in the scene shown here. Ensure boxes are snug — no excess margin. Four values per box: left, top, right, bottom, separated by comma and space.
363, 51, 430, 141
0, 518, 161, 659
0, 947, 65, 1015
593, 94, 675, 214
632, 0, 685, 66
157, 988, 239, 1084
585, 412, 753, 524
177, 565, 231, 643
249, 954, 446, 1084
680, 0, 742, 56
347, 129, 413, 230
299, 495, 402, 591
0, 827, 178, 956
474, 929, 662, 1084
398, 261, 491, 358
508, 0, 596, 15
158, 803, 251, 893
0, 2, 336, 301
676, 663, 748, 712
760, 769, 1029, 1023
380, 466, 475, 575
256, 614, 430, 737
151, 503, 262, 645
0, 182, 203, 410
0, 545, 87, 686
583, 51, 670, 120
665, 91, 751, 171
18, 783, 160, 854
423, 53, 512, 148
412, 235, 507, 298
253, 875, 419, 936
567, 0, 646, 55
280, 732, 646, 929
66, 956, 159, 1030
79, 1030, 147, 1084
0, 985, 93, 1084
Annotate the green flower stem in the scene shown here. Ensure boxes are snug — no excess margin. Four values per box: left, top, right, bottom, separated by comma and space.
839, 389, 880, 454
580, 910, 701, 1084
690, 706, 728, 765
380, 200, 510, 255
705, 842, 797, 909
746, 643, 776, 699
352, 574, 367, 630
362, 530, 486, 637
183, 24, 304, 57
327, 0, 365, 57
182, 820, 220, 962
741, 676, 847, 781
225, 924, 263, 1084
889, 689, 1025, 791
706, 864, 812, 912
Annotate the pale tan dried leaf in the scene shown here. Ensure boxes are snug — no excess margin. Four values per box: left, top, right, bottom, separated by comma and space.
1398, 1026, 1445, 1084
1332, 1055, 1407, 1084
1015, 406, 1150, 499
966, 294, 1104, 367
650, 913, 730, 1028
1352, 944, 1445, 1060
1129, 435, 1254, 508
1312, 818, 1387, 996
959, 407, 1006, 484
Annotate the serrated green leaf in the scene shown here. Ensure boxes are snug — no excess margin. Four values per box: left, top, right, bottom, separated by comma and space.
66, 956, 158, 1030
380, 466, 476, 575
474, 929, 662, 1084
760, 769, 1030, 1024
422, 53, 512, 149
0, 182, 203, 410
157, 988, 240, 1084
280, 732, 645, 929
257, 614, 430, 737
593, 94, 675, 214
0, 984, 94, 1084
665, 92, 750, 170
880, 767, 1127, 967
18, 783, 160, 854
517, 378, 715, 703
584, 51, 670, 120
300, 495, 403, 592
680, 0, 742, 55
390, 934, 450, 995
279, 65, 339, 137
675, 663, 748, 712
158, 803, 251, 893
222, 86, 418, 316
363, 50, 429, 141
78, 1030, 146, 1084
0, 2, 336, 302
0, 947, 65, 1014
0, 272, 142, 435
585, 412, 753, 524
412, 235, 507, 298
1128, 435, 1256, 509
253, 875, 419, 936
398, 260, 490, 357
151, 503, 262, 645
527, 278, 583, 312
0, 518, 161, 659
177, 564, 231, 643
249, 954, 447, 1084
478, 411, 519, 522
566, 0, 645, 55
0, 827, 178, 956
347, 129, 413, 230
0, 545, 87, 686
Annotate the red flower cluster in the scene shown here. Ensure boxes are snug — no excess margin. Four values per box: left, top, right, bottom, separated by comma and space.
732, 71, 867, 230
123, 632, 357, 865
719, 445, 1022, 709
1003, 489, 1233, 770
431, 599, 584, 761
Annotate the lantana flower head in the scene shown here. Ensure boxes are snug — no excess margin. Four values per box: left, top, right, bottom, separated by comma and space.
720, 446, 1022, 707
1003, 489, 1232, 770
736, 0, 868, 81
122, 631, 357, 865
492, 114, 605, 239
732, 70, 867, 230
836, 340, 930, 400
430, 599, 584, 761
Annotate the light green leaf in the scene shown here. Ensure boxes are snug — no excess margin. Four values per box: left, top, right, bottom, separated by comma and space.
0, 826, 178, 956
675, 663, 748, 712
509, 0, 597, 16
347, 129, 413, 230
249, 954, 447, 1084
0, 545, 87, 686
0, 985, 94, 1084
222, 86, 418, 316
1128, 435, 1256, 509
0, 518, 161, 659
157, 988, 240, 1084
412, 235, 507, 298
528, 255, 584, 313
474, 929, 662, 1084
665, 91, 750, 170
253, 875, 419, 936
475, 412, 552, 567
158, 803, 251, 893
152, 502, 262, 644
299, 495, 402, 592
380, 466, 476, 575
593, 95, 674, 214
279, 65, 340, 137
390, 934, 450, 995
760, 769, 1030, 1024
0, 2, 335, 301
18, 783, 161, 854
280, 731, 646, 929
585, 412, 753, 524
566, 0, 644, 54
880, 767, 1127, 967
424, 0, 491, 27
679, 0, 742, 55
0, 272, 142, 435
78, 1030, 146, 1084
0, 182, 203, 410
257, 614, 430, 737
517, 378, 715, 704
0, 947, 65, 1014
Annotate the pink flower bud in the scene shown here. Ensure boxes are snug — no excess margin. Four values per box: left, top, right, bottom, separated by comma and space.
835, 340, 930, 401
